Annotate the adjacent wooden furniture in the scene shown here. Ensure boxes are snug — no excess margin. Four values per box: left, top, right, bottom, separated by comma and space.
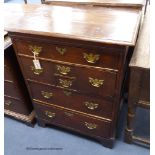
4, 32, 35, 126
124, 7, 150, 147
41, 0, 145, 8
5, 4, 142, 148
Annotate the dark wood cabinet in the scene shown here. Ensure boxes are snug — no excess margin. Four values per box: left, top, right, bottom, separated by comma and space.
4, 32, 35, 126
4, 4, 142, 148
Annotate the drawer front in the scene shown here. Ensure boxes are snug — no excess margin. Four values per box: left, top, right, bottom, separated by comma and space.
18, 56, 55, 84
34, 101, 112, 138
4, 66, 14, 81
20, 57, 117, 98
4, 96, 30, 115
29, 82, 113, 119
54, 65, 117, 98
15, 39, 120, 70
4, 81, 23, 99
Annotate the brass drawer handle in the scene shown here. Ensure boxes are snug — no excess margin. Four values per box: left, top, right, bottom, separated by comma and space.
45, 111, 55, 118
59, 79, 72, 88
41, 91, 53, 99
85, 122, 97, 130
64, 112, 74, 117
83, 53, 100, 64
63, 90, 72, 96
5, 100, 12, 106
89, 77, 104, 88
31, 66, 43, 75
56, 65, 71, 75
56, 47, 66, 55
84, 101, 99, 110
29, 45, 42, 56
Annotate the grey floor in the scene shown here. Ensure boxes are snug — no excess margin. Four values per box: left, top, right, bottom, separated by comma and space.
4, 1, 150, 155
4, 103, 150, 155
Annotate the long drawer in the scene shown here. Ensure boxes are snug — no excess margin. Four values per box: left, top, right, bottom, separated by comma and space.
34, 101, 112, 139
4, 96, 30, 115
15, 39, 121, 70
19, 56, 117, 98
28, 81, 113, 119
4, 81, 24, 100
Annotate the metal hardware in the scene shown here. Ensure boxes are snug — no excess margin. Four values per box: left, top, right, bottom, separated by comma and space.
31, 66, 43, 75
29, 45, 42, 56
4, 80, 14, 83
41, 91, 53, 99
89, 77, 104, 88
83, 53, 100, 64
84, 101, 99, 110
85, 122, 97, 130
4, 100, 12, 106
59, 79, 72, 88
64, 112, 74, 117
54, 73, 76, 80
56, 47, 66, 55
63, 90, 72, 96
56, 65, 71, 75
33, 98, 112, 122
45, 111, 55, 118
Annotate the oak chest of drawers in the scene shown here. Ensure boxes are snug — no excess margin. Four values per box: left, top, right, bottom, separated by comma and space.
4, 32, 35, 126
5, 4, 142, 148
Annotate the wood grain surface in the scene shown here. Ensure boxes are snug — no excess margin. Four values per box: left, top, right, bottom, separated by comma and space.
129, 6, 149, 68
4, 4, 141, 46
43, 0, 145, 8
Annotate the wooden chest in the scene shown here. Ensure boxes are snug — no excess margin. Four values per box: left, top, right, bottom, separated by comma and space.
5, 4, 141, 148
4, 32, 35, 126
124, 7, 150, 147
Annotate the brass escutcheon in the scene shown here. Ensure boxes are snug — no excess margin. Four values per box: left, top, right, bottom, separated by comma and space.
89, 77, 104, 88
56, 47, 66, 55
59, 79, 72, 88
29, 45, 42, 56
56, 65, 71, 75
83, 53, 100, 64
84, 101, 99, 110
31, 66, 43, 75
45, 111, 55, 118
85, 122, 97, 130
41, 91, 53, 99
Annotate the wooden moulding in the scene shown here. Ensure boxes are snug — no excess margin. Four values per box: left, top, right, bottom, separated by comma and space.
4, 109, 36, 127
41, 0, 145, 9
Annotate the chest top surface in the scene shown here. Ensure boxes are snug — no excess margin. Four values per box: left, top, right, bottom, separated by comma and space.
4, 4, 141, 46
130, 7, 149, 69
44, 0, 145, 7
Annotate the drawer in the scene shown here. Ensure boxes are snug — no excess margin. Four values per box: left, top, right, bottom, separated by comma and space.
54, 64, 117, 98
20, 57, 117, 98
4, 96, 30, 115
4, 66, 14, 81
15, 39, 120, 70
4, 81, 24, 99
34, 101, 112, 138
29, 82, 113, 119
18, 56, 55, 84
